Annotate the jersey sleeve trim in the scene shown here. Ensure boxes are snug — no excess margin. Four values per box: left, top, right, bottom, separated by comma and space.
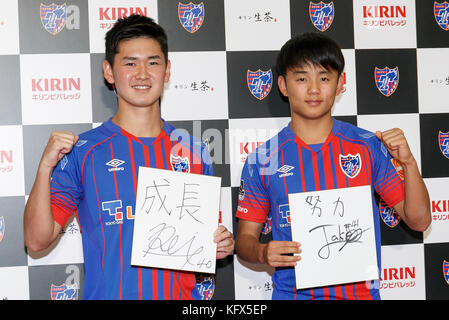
51, 203, 73, 227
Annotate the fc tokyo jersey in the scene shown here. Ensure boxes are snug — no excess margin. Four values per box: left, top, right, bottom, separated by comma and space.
236, 119, 405, 300
50, 118, 213, 300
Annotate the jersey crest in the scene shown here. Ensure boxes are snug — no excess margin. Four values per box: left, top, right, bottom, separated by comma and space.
170, 154, 190, 173
195, 275, 214, 300
379, 199, 400, 228
339, 153, 362, 179
309, 1, 334, 32
40, 3, 66, 35
178, 2, 204, 33
247, 69, 272, 100
50, 283, 78, 300
434, 1, 449, 31
438, 131, 449, 159
444, 260, 449, 285
375, 66, 399, 97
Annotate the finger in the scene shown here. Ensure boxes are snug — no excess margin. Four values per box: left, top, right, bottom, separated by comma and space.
216, 237, 234, 249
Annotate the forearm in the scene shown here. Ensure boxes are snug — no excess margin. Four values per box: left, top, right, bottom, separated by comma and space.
235, 233, 267, 264
400, 157, 431, 232
24, 165, 60, 251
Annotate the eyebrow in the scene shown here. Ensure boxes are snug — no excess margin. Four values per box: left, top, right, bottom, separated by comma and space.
292, 69, 330, 75
122, 55, 162, 61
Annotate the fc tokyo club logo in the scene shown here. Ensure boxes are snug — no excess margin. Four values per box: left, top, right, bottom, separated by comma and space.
40, 3, 66, 35
170, 154, 190, 173
339, 153, 362, 179
247, 69, 272, 100
438, 131, 449, 159
434, 1, 449, 31
444, 260, 449, 285
379, 199, 400, 228
178, 2, 204, 33
309, 1, 335, 32
375, 66, 399, 97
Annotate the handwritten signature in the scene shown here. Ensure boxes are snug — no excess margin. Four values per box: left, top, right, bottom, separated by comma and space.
142, 222, 212, 270
309, 221, 370, 260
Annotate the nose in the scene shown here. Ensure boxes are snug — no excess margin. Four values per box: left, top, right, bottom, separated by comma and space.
308, 79, 320, 95
136, 63, 150, 79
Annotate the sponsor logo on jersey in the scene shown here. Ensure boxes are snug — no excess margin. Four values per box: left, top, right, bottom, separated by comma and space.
379, 199, 400, 228
178, 2, 204, 33
390, 158, 404, 180
101, 200, 134, 225
40, 3, 66, 35
438, 131, 449, 159
50, 283, 78, 300
434, 1, 449, 31
247, 69, 272, 100
106, 158, 125, 172
238, 180, 245, 201
279, 204, 290, 227
375, 66, 399, 97
339, 153, 362, 178
444, 260, 449, 285
309, 1, 334, 32
0, 216, 4, 243
170, 155, 190, 173
277, 165, 294, 178
60, 155, 68, 170
195, 275, 214, 300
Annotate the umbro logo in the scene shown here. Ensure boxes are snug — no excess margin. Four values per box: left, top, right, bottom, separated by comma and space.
106, 158, 125, 172
277, 165, 294, 178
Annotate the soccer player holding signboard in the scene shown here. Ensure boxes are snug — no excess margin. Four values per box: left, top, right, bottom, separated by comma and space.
235, 33, 431, 300
24, 15, 234, 300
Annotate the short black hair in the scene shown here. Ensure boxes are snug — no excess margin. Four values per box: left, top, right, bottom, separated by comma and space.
276, 32, 345, 77
105, 14, 168, 66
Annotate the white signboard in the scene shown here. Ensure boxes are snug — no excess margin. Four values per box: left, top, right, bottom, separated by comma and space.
131, 167, 221, 274
289, 185, 379, 289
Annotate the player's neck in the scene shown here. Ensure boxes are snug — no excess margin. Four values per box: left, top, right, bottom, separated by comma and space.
112, 104, 163, 138
290, 115, 333, 145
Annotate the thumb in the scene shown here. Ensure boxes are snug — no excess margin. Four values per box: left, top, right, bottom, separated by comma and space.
375, 131, 382, 140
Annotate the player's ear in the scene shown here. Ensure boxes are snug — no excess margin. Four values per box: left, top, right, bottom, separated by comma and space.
278, 75, 288, 97
164, 59, 171, 83
102, 60, 115, 85
335, 72, 344, 96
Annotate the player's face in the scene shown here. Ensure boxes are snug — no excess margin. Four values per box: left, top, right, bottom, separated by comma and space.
103, 37, 170, 111
278, 63, 344, 121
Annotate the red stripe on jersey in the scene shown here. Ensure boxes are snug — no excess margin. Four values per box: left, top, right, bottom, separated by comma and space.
92, 154, 106, 269
179, 272, 195, 300
311, 151, 321, 191
109, 142, 123, 300
322, 145, 335, 190
172, 271, 181, 300
164, 270, 171, 300
354, 281, 373, 300
344, 284, 356, 300
154, 138, 164, 169
334, 284, 344, 299
332, 139, 349, 188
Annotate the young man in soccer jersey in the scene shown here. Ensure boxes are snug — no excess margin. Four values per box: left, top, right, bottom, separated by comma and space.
235, 32, 431, 300
24, 15, 234, 300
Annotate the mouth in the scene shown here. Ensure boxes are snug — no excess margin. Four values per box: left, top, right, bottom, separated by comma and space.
132, 85, 151, 90
305, 100, 322, 107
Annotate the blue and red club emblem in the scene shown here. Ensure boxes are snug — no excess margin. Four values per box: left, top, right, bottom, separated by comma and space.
379, 199, 400, 228
170, 154, 190, 173
247, 69, 272, 100
195, 275, 215, 300
309, 1, 335, 32
443, 260, 449, 285
375, 66, 399, 97
434, 1, 449, 31
40, 3, 66, 35
439, 131, 449, 159
339, 153, 362, 179
178, 2, 204, 33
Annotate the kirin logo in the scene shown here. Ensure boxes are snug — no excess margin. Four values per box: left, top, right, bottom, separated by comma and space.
178, 2, 204, 33
309, 1, 335, 32
375, 66, 399, 97
247, 69, 272, 100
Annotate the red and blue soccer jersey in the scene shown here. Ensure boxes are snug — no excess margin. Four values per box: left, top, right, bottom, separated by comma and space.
50, 118, 213, 300
236, 119, 405, 300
